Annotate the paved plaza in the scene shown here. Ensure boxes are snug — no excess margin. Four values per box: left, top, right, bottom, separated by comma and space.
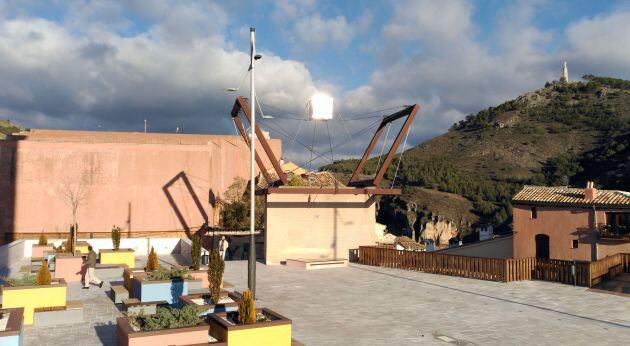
18, 258, 630, 345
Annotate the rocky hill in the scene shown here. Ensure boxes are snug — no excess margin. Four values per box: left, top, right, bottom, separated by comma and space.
323, 75, 630, 242
0, 120, 21, 140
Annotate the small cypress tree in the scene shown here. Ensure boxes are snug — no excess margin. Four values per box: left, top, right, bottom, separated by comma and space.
111, 225, 121, 251
238, 288, 256, 325
191, 233, 201, 270
146, 247, 159, 271
207, 249, 225, 303
38, 231, 48, 246
36, 260, 52, 285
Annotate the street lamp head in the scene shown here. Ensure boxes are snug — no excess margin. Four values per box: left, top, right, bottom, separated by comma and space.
309, 93, 334, 120
254, 54, 262, 60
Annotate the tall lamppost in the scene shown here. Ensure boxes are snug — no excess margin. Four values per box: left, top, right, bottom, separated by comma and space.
248, 27, 258, 297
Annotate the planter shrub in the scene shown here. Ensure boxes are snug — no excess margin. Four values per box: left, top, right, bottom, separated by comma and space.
1, 279, 67, 325
38, 232, 47, 246
36, 260, 51, 285
146, 247, 158, 271
208, 250, 225, 303
111, 226, 121, 251
191, 233, 201, 271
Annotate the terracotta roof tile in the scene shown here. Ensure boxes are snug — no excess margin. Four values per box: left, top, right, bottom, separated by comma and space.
513, 185, 630, 207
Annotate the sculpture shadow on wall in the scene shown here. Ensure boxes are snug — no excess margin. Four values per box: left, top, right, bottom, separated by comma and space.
162, 171, 209, 239
0, 139, 17, 276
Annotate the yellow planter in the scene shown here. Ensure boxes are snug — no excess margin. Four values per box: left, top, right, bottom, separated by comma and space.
61, 241, 89, 254
100, 249, 135, 268
75, 244, 89, 254
208, 308, 292, 346
1, 279, 67, 325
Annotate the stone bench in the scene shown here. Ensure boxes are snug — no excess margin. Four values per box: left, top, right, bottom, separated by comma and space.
285, 258, 348, 270
111, 284, 129, 304
122, 298, 168, 315
33, 300, 84, 327
95, 264, 126, 279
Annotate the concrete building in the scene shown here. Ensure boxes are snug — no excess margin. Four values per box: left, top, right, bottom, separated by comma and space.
0, 129, 281, 242
265, 192, 376, 264
512, 184, 630, 261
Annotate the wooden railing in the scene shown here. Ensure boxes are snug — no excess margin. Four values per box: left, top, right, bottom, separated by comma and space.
357, 246, 630, 287
533, 258, 590, 286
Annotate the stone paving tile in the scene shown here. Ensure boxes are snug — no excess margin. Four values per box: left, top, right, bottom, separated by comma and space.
17, 257, 630, 345
224, 261, 630, 346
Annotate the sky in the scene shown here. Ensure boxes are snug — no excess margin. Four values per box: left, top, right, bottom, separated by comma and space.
1, 0, 630, 168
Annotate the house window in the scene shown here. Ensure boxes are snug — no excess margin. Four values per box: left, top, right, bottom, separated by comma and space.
571, 239, 578, 248
531, 207, 537, 219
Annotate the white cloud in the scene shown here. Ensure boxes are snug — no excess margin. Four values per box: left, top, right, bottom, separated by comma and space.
344, 0, 559, 145
565, 10, 630, 78
383, 0, 473, 44
293, 12, 372, 51
0, 3, 320, 135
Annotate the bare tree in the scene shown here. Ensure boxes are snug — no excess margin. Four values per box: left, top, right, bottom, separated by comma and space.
57, 155, 100, 255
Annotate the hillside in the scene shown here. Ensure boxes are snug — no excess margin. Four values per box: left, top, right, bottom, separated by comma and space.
0, 120, 21, 140
323, 75, 630, 241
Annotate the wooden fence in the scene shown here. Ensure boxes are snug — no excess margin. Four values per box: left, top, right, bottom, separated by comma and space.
357, 246, 630, 287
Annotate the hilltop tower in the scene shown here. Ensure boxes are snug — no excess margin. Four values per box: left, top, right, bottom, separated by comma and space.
560, 61, 569, 83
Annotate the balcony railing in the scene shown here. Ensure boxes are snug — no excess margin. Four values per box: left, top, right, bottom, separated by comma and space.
598, 225, 630, 241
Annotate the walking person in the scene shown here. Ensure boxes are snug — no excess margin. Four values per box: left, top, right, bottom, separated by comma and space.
83, 245, 103, 289
218, 236, 229, 260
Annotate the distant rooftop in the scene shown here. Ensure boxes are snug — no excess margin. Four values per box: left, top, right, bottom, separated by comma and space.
513, 185, 630, 207
10, 129, 273, 146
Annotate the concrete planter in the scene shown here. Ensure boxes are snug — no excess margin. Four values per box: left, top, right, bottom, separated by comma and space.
187, 268, 209, 289
0, 279, 67, 325
179, 291, 240, 316
0, 308, 24, 346
131, 276, 202, 305
31, 244, 54, 258
116, 317, 211, 346
54, 253, 84, 283
123, 268, 148, 296
208, 308, 292, 346
100, 248, 135, 268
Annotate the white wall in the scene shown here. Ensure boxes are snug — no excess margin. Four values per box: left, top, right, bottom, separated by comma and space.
1, 240, 26, 276
22, 237, 187, 257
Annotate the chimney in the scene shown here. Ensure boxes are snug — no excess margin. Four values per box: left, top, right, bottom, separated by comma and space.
584, 181, 598, 201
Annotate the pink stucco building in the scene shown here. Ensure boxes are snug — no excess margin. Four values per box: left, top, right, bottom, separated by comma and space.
512, 184, 630, 261
0, 129, 281, 242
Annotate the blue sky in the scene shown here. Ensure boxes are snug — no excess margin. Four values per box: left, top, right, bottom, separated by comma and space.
1, 0, 630, 166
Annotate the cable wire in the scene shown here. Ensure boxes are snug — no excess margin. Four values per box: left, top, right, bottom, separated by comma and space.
391, 122, 412, 188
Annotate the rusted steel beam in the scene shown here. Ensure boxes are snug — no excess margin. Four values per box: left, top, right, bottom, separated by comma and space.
348, 104, 419, 187
266, 187, 402, 195
232, 116, 274, 185
232, 96, 288, 185
373, 104, 419, 186
348, 123, 386, 186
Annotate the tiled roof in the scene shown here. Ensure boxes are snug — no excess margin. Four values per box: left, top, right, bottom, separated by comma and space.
512, 185, 630, 207
395, 236, 426, 251
258, 162, 345, 188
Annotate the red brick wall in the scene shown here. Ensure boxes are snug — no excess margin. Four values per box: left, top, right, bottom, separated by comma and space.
0, 133, 280, 240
